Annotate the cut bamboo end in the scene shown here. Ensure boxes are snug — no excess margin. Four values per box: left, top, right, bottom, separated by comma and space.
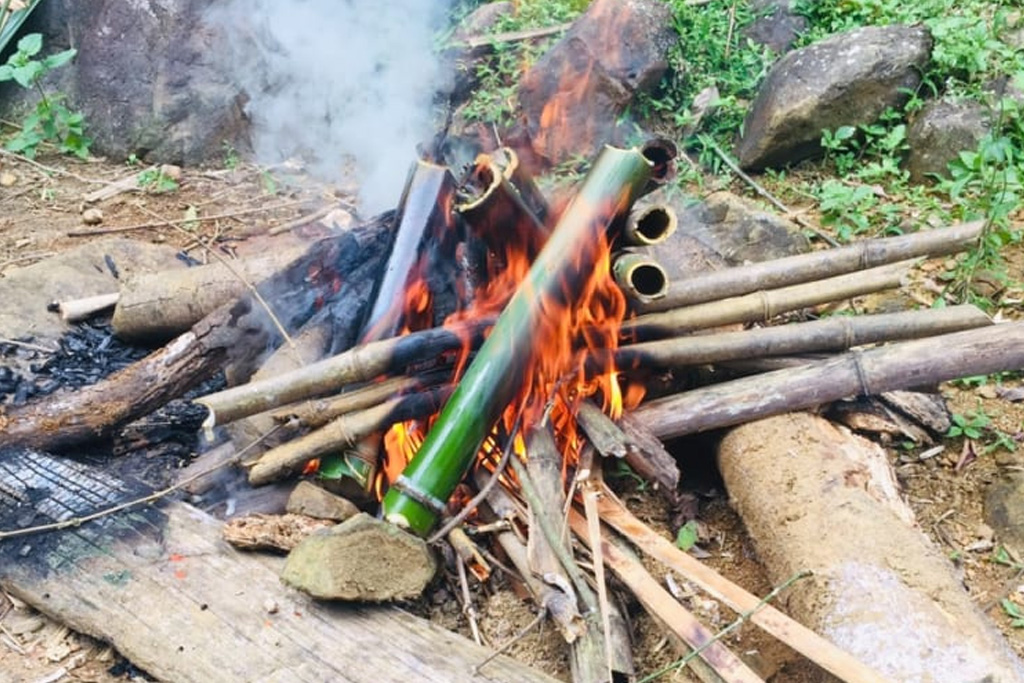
612, 252, 669, 303
623, 204, 677, 246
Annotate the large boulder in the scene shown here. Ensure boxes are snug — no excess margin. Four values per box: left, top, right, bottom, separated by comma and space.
905, 99, 989, 183
12, 0, 246, 165
518, 0, 676, 165
736, 24, 932, 170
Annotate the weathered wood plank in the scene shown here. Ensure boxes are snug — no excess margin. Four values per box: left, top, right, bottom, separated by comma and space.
0, 450, 557, 683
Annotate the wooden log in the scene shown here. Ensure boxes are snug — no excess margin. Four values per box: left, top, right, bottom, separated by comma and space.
593, 485, 888, 683
719, 414, 1024, 681
0, 449, 558, 683
0, 218, 391, 452
638, 220, 984, 312
615, 304, 991, 368
623, 261, 910, 340
270, 374, 439, 430
567, 509, 766, 683
634, 323, 1024, 441
111, 247, 308, 342
248, 387, 454, 486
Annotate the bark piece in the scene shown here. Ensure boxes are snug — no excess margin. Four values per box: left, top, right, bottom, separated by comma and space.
222, 512, 334, 552
719, 414, 1024, 681
281, 513, 437, 602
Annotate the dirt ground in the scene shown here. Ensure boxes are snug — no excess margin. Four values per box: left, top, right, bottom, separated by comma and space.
0, 150, 1022, 682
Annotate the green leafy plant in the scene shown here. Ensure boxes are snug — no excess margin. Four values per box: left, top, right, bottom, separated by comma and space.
674, 520, 699, 551
1001, 599, 1024, 628
947, 408, 1018, 454
137, 166, 179, 194
0, 32, 90, 158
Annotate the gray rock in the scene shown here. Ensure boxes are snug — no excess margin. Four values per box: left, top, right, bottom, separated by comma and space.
286, 481, 360, 522
518, 0, 676, 165
985, 473, 1024, 553
905, 99, 989, 183
674, 190, 810, 264
736, 24, 932, 170
15, 0, 246, 165
281, 513, 437, 602
745, 0, 809, 54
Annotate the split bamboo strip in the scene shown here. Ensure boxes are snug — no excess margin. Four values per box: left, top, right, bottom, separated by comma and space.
248, 387, 453, 486
567, 509, 766, 683
639, 220, 983, 312
635, 323, 1024, 440
623, 260, 911, 339
593, 486, 889, 683
616, 304, 990, 368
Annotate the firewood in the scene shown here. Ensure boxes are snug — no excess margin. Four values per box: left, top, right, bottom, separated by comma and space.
382, 144, 665, 536
639, 220, 983, 312
56, 292, 119, 322
111, 247, 307, 342
567, 509, 766, 683
624, 260, 911, 339
611, 251, 669, 303
616, 412, 681, 497
0, 216, 391, 452
593, 485, 886, 682
616, 304, 991, 368
634, 323, 1024, 441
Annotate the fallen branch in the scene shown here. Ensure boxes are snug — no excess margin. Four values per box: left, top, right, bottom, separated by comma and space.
634, 323, 1024, 441
65, 199, 310, 237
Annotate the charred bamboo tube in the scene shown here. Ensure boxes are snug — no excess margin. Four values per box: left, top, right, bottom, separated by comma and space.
623, 260, 911, 340
639, 220, 984, 312
195, 319, 491, 427
492, 146, 550, 226
248, 386, 453, 486
634, 323, 1024, 441
456, 153, 548, 258
615, 304, 991, 368
622, 203, 677, 246
612, 251, 669, 303
382, 144, 666, 536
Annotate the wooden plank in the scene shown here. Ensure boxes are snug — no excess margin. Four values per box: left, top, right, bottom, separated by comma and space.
0, 449, 557, 683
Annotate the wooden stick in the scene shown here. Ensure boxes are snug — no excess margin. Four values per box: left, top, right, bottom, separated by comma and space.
66, 200, 310, 236
639, 221, 983, 312
456, 22, 573, 50
57, 292, 120, 322
616, 304, 991, 368
270, 374, 438, 430
247, 387, 453, 486
624, 261, 911, 339
634, 323, 1024, 441
593, 486, 888, 683
567, 509, 765, 683
196, 319, 490, 427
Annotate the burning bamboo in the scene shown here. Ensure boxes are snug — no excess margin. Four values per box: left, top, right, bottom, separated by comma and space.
382, 143, 664, 536
635, 323, 1024, 441
624, 260, 912, 339
611, 251, 669, 303
639, 220, 984, 312
615, 304, 991, 368
247, 386, 453, 486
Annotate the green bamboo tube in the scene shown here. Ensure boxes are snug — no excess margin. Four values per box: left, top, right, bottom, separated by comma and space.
381, 145, 661, 536
612, 251, 669, 303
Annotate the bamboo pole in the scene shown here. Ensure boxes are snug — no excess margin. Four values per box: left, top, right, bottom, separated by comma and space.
248, 387, 453, 486
639, 220, 983, 312
634, 323, 1024, 441
615, 304, 991, 368
382, 144, 662, 536
612, 252, 669, 303
623, 260, 911, 339
622, 203, 677, 246
195, 319, 491, 427
593, 485, 889, 683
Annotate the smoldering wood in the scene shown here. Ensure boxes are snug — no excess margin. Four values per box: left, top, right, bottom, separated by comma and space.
0, 217, 392, 452
0, 449, 558, 683
634, 323, 1024, 441
623, 261, 911, 339
638, 220, 984, 312
593, 485, 887, 683
197, 319, 489, 427
615, 304, 991, 368
111, 246, 308, 342
247, 386, 454, 486
567, 509, 766, 683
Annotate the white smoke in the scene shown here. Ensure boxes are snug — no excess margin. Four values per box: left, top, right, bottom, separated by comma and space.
210, 0, 453, 213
